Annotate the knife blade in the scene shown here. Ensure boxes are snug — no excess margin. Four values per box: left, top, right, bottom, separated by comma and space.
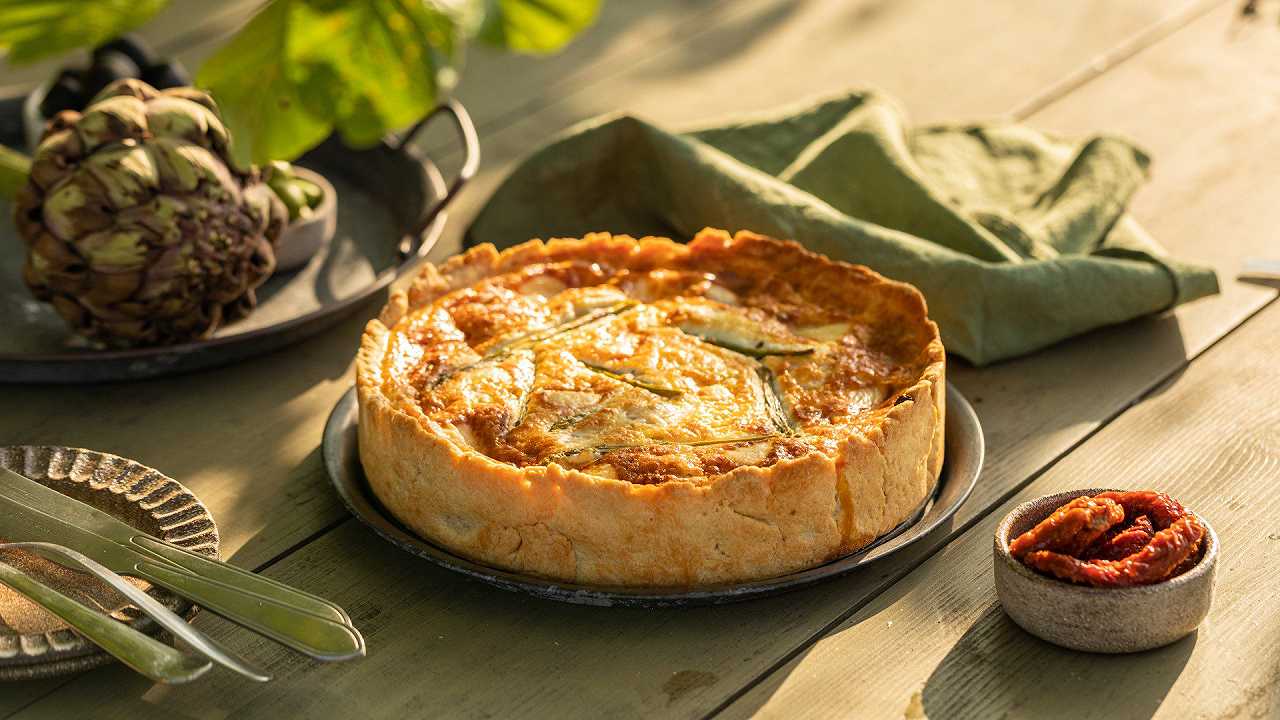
0, 467, 364, 661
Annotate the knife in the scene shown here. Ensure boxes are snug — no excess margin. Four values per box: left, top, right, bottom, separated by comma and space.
0, 467, 364, 661
0, 557, 211, 684
1241, 258, 1280, 280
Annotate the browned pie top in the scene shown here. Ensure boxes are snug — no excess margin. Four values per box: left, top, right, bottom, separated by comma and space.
374, 229, 942, 485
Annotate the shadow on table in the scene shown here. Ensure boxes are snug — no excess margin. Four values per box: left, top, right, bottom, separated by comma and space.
7, 293, 380, 568
633, 0, 804, 78
950, 310, 1189, 485
921, 604, 1196, 720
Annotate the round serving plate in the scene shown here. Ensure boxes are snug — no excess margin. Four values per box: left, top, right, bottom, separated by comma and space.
323, 384, 983, 607
0, 446, 219, 681
0, 100, 478, 383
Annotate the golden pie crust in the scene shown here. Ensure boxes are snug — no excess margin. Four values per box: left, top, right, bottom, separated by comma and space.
356, 229, 945, 586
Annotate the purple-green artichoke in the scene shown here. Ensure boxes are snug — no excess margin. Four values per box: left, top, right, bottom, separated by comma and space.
13, 79, 287, 347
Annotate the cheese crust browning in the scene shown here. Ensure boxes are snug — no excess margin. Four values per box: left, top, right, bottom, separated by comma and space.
356, 229, 946, 586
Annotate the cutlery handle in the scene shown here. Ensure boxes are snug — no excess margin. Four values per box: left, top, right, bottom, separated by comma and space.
131, 536, 354, 625
135, 560, 365, 661
0, 559, 210, 684
11, 542, 270, 683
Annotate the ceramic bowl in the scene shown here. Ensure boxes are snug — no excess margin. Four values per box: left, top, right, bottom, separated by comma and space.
272, 166, 338, 272
993, 487, 1216, 654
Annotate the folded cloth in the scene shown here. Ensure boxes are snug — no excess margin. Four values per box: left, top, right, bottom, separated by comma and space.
466, 91, 1218, 365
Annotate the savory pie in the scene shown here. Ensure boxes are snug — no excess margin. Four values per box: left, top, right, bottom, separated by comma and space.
356, 228, 945, 586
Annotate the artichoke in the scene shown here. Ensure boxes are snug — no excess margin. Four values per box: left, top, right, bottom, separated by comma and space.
13, 79, 287, 347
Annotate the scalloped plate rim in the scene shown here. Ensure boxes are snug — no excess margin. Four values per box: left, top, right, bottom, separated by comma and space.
0, 445, 220, 681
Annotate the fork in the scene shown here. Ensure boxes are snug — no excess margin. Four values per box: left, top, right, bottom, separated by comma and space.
0, 542, 270, 682
0, 555, 209, 684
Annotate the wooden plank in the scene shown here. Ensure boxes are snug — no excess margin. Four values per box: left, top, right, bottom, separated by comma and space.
1, 1, 1255, 717
425, 0, 1223, 261
0, 683, 60, 720
948, 0, 1280, 540
5, 2, 1265, 718
0, 308, 370, 571
717, 8, 1280, 714
721, 288, 1280, 720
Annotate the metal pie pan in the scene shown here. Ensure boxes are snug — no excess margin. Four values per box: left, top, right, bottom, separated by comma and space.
0, 446, 219, 680
323, 384, 983, 607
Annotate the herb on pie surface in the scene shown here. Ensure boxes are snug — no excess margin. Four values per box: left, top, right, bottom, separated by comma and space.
579, 361, 684, 398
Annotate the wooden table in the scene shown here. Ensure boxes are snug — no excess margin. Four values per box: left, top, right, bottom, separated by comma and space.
3, 1, 1279, 717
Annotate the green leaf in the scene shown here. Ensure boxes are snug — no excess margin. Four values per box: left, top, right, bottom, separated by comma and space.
196, 1, 330, 166
199, 0, 599, 163
0, 0, 168, 64
478, 0, 600, 54
198, 0, 468, 163
286, 0, 465, 148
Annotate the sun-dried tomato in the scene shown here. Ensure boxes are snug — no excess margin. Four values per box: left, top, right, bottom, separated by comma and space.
1022, 515, 1206, 588
1009, 496, 1124, 560
1093, 491, 1187, 529
1168, 529, 1207, 578
1012, 491, 1205, 587
1081, 514, 1154, 561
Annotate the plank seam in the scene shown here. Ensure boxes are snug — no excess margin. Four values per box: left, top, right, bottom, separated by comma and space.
248, 516, 353, 574
1010, 0, 1229, 120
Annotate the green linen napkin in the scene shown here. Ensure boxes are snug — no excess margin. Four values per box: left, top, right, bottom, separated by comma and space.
466, 91, 1218, 365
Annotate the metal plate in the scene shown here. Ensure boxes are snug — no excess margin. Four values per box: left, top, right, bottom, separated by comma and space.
0, 102, 477, 383
0, 446, 219, 680
323, 384, 983, 607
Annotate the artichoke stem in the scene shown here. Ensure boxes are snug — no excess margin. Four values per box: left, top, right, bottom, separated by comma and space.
0, 145, 32, 199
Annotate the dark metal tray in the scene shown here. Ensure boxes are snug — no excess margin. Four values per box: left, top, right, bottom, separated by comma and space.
322, 384, 983, 607
0, 100, 478, 383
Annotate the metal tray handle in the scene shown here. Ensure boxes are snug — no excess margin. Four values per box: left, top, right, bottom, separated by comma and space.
395, 99, 480, 257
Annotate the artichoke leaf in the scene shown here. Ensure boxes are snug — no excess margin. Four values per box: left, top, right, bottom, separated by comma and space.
548, 408, 599, 432
74, 96, 149, 151
82, 143, 159, 208
148, 139, 202, 193
79, 230, 149, 272
90, 78, 159, 105
81, 269, 144, 305
29, 130, 81, 191
42, 178, 115, 240
145, 96, 223, 147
